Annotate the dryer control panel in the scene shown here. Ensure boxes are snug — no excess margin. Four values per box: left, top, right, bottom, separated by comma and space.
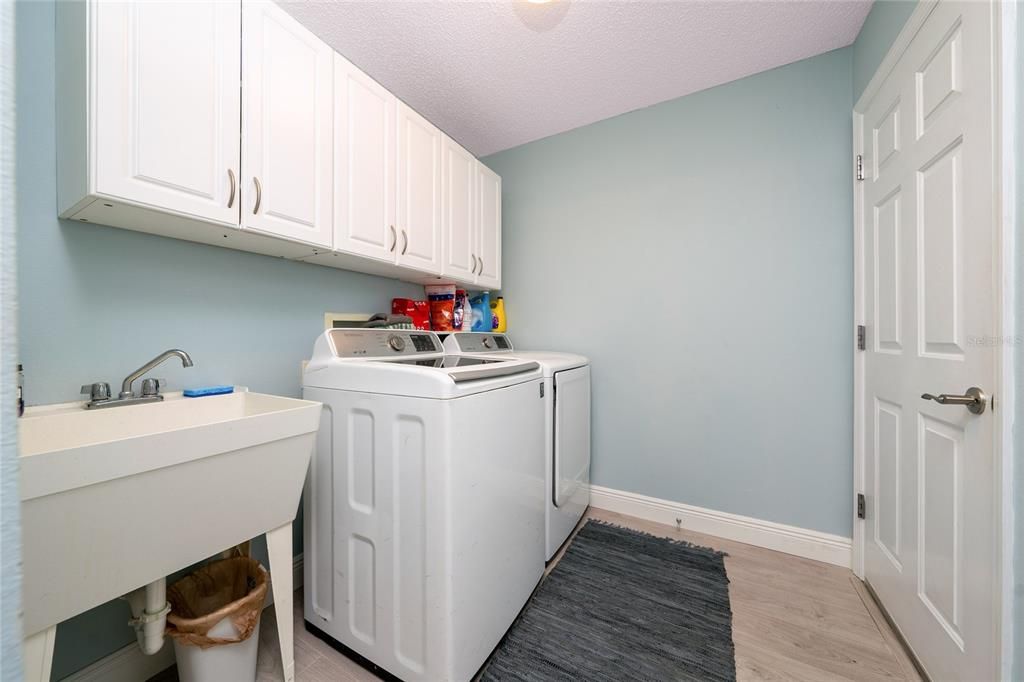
444, 332, 513, 354
327, 329, 441, 358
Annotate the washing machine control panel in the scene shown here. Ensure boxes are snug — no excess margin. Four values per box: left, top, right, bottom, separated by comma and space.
448, 332, 513, 354
328, 329, 441, 357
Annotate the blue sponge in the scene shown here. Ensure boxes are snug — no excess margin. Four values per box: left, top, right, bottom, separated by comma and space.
183, 385, 234, 397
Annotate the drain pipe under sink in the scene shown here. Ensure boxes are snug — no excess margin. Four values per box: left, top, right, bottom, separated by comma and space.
123, 578, 171, 655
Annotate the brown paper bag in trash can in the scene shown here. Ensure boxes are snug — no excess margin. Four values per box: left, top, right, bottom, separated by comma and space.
166, 557, 269, 649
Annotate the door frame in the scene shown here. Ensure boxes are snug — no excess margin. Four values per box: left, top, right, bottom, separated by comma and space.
851, 0, 1018, 677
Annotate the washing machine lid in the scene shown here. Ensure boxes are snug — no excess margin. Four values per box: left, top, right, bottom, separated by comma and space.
502, 351, 588, 375
365, 355, 541, 383
303, 330, 541, 398
443, 332, 515, 354
442, 333, 589, 376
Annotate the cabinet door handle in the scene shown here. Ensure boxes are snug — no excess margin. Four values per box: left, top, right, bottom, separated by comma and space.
471, 254, 477, 273
252, 177, 262, 215
227, 169, 236, 208
401, 229, 408, 255
478, 256, 484, 275
389, 225, 397, 252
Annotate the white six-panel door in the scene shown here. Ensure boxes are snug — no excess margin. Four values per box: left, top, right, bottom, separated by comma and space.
441, 136, 477, 281
333, 53, 397, 262
242, 0, 333, 248
396, 102, 442, 274
93, 0, 240, 226
859, 2, 997, 678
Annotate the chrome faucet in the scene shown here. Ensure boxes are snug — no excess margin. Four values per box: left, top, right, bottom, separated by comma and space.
81, 349, 194, 409
120, 349, 194, 398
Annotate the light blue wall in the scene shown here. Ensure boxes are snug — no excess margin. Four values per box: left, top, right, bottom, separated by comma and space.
15, 1, 419, 676
485, 47, 854, 538
851, 0, 918, 103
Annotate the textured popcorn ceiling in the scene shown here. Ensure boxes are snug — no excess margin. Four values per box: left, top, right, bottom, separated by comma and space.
280, 1, 872, 156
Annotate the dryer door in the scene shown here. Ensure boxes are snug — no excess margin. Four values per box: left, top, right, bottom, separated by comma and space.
553, 366, 591, 507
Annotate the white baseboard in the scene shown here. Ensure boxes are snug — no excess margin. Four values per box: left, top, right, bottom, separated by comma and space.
588, 484, 852, 568
63, 554, 304, 682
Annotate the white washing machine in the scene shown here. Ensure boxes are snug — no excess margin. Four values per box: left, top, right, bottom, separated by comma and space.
302, 329, 546, 682
442, 332, 591, 561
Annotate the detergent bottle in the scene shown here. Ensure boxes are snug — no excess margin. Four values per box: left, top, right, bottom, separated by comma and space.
469, 292, 490, 332
490, 296, 507, 333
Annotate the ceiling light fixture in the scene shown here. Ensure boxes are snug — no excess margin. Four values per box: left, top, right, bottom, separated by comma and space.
515, 0, 569, 31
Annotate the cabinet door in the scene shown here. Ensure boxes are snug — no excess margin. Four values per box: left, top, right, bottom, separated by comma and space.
475, 162, 501, 289
441, 136, 477, 281
242, 0, 333, 248
94, 0, 240, 226
396, 102, 442, 274
334, 54, 397, 262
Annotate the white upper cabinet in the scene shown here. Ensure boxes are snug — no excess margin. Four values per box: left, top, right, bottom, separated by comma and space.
74, 0, 240, 225
333, 53, 396, 262
396, 102, 442, 275
441, 136, 478, 282
439, 143, 502, 290
57, 0, 499, 286
242, 0, 333, 248
475, 162, 502, 290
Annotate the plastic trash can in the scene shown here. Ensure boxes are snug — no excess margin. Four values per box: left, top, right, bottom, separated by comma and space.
166, 557, 269, 682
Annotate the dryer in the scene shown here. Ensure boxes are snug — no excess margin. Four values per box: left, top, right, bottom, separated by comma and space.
302, 329, 546, 682
442, 332, 591, 561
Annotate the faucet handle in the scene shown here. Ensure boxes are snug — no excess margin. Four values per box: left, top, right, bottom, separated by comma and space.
81, 382, 112, 402
140, 378, 166, 397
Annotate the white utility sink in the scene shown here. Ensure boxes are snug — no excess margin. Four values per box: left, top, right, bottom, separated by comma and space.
19, 390, 322, 682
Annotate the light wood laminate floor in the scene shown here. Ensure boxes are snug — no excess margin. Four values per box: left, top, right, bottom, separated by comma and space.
157, 508, 921, 681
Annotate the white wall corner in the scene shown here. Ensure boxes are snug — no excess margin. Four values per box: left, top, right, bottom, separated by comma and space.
589, 484, 852, 568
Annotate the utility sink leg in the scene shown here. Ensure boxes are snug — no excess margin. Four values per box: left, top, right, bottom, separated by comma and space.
23, 625, 57, 682
266, 522, 294, 682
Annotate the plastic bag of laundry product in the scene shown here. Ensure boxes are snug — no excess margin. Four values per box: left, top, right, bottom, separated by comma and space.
165, 556, 269, 649
425, 284, 457, 331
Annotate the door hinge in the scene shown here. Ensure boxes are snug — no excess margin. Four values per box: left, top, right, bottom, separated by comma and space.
857, 324, 866, 351
857, 493, 866, 520
856, 154, 865, 181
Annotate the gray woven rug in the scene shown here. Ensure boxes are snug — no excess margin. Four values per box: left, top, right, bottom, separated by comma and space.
481, 521, 735, 682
